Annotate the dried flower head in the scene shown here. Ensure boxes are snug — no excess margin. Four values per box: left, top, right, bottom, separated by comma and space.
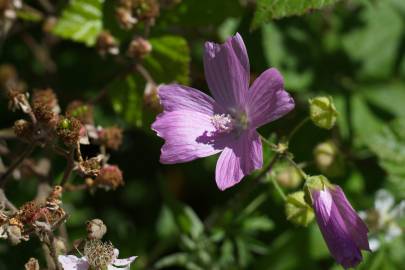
7, 88, 30, 113
127, 37, 152, 58
24, 258, 40, 270
66, 100, 94, 125
96, 31, 120, 56
16, 201, 41, 224
77, 156, 102, 178
56, 117, 82, 146
94, 165, 124, 190
84, 239, 115, 269
115, 6, 137, 29
13, 119, 33, 142
133, 0, 160, 22
86, 219, 107, 240
98, 127, 123, 150
31, 88, 60, 114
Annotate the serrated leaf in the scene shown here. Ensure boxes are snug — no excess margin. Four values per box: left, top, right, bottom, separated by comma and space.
252, 0, 340, 29
367, 119, 405, 196
144, 35, 190, 85
52, 0, 104, 46
342, 1, 403, 79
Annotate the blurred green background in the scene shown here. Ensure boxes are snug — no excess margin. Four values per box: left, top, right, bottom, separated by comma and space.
1, 0, 405, 269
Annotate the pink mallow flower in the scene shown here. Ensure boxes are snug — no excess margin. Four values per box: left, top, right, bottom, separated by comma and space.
152, 33, 294, 190
58, 248, 137, 270
311, 183, 370, 269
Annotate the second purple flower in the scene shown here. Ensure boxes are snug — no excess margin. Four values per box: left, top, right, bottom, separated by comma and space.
152, 33, 294, 190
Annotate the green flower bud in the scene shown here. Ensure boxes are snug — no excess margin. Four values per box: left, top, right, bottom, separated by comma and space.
309, 96, 338, 130
314, 141, 345, 177
285, 191, 314, 226
273, 162, 303, 189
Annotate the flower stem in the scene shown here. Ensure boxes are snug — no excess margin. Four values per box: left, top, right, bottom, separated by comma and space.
284, 155, 309, 180
269, 173, 287, 201
288, 117, 310, 142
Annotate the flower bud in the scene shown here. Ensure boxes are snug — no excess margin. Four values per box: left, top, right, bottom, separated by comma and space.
285, 191, 314, 226
25, 258, 40, 270
66, 100, 94, 125
309, 96, 337, 130
313, 141, 344, 177
56, 117, 82, 146
273, 162, 302, 189
96, 31, 120, 56
86, 219, 107, 240
94, 165, 124, 190
133, 0, 160, 23
127, 37, 152, 58
13, 119, 33, 142
98, 127, 123, 150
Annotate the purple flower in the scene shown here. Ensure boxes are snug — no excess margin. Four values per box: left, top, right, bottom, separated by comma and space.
151, 33, 294, 190
311, 185, 370, 269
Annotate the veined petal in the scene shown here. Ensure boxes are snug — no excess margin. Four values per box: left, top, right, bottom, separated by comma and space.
203, 33, 249, 110
112, 256, 137, 267
246, 68, 294, 128
158, 84, 219, 115
313, 189, 363, 269
215, 130, 262, 190
152, 110, 228, 164
58, 255, 89, 270
331, 186, 370, 251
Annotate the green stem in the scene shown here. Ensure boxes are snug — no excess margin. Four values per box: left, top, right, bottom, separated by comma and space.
270, 174, 287, 201
288, 117, 310, 142
285, 155, 309, 180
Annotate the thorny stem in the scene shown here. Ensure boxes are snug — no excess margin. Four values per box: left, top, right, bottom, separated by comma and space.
0, 144, 36, 188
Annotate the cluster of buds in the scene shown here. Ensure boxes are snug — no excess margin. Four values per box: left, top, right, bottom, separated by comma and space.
96, 31, 120, 57
115, 0, 160, 29
0, 186, 66, 245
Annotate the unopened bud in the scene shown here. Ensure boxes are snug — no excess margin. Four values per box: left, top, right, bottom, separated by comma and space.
127, 37, 152, 58
14, 119, 33, 142
313, 141, 344, 177
56, 117, 82, 146
285, 191, 314, 227
86, 219, 107, 240
96, 31, 120, 56
133, 0, 160, 22
273, 163, 302, 189
309, 96, 337, 130
25, 258, 40, 270
94, 165, 124, 190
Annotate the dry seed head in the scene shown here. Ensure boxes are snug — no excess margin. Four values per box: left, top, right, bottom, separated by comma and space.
84, 239, 115, 269
98, 127, 123, 150
127, 37, 152, 59
56, 117, 82, 146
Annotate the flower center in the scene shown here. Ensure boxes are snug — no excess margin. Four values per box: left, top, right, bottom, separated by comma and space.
211, 114, 235, 133
84, 239, 115, 269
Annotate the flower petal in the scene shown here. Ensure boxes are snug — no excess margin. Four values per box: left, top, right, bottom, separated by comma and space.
152, 110, 229, 164
331, 186, 370, 251
312, 189, 363, 269
158, 84, 220, 115
58, 255, 89, 270
246, 68, 294, 128
215, 130, 262, 190
113, 256, 137, 267
203, 33, 249, 110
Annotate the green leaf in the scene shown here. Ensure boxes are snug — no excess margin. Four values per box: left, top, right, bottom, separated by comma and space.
362, 83, 405, 117
252, 0, 340, 29
342, 1, 403, 79
52, 0, 104, 46
242, 216, 274, 233
262, 23, 313, 91
367, 119, 405, 196
144, 35, 190, 85
110, 75, 143, 128
154, 253, 189, 269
